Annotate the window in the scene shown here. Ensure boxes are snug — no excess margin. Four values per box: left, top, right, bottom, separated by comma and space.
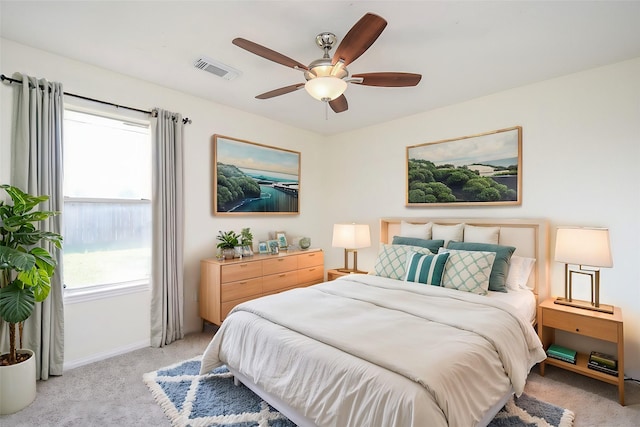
63, 109, 151, 296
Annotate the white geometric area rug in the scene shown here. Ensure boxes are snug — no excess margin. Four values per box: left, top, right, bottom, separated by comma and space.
143, 357, 574, 427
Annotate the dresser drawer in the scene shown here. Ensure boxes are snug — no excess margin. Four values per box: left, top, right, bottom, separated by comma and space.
263, 271, 298, 293
221, 295, 257, 321
221, 261, 262, 283
543, 308, 619, 342
263, 256, 298, 275
297, 251, 324, 268
298, 265, 324, 285
221, 277, 262, 302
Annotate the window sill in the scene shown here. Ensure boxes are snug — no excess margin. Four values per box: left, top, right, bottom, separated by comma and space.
64, 281, 150, 304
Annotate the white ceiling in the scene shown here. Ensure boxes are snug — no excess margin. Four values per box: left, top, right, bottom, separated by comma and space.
2, 1, 640, 135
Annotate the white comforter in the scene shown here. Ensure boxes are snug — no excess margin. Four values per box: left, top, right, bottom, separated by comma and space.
200, 274, 546, 427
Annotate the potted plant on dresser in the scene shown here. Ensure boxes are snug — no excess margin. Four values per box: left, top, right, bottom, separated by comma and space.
217, 230, 239, 260
0, 185, 62, 414
240, 227, 254, 256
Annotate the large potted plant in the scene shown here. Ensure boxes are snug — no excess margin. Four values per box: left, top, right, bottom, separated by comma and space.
0, 185, 62, 414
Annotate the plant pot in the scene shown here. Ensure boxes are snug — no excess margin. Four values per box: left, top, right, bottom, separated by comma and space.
222, 248, 235, 260
0, 349, 36, 415
242, 245, 253, 257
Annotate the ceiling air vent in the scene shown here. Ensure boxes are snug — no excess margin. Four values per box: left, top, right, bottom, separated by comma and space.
194, 56, 241, 80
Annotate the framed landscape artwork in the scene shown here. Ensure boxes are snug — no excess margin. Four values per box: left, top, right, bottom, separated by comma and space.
213, 135, 300, 215
406, 126, 522, 207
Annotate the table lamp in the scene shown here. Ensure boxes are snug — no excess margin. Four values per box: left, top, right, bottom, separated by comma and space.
332, 223, 371, 273
554, 226, 613, 313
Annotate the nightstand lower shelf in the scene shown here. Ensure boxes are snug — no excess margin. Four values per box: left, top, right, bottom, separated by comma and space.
543, 352, 620, 386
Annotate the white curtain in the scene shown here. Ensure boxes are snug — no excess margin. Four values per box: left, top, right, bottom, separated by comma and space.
150, 109, 185, 347
3, 73, 65, 379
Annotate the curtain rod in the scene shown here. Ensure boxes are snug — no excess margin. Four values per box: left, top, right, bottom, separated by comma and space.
1, 74, 192, 124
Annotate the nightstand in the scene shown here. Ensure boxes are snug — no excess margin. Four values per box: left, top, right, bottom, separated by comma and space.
326, 269, 349, 281
537, 298, 625, 405
326, 269, 368, 281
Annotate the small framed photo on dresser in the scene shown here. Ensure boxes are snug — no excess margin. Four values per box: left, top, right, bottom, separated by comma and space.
275, 231, 288, 249
258, 241, 269, 254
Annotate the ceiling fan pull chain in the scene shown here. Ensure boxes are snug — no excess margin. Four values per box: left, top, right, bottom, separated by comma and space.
325, 101, 329, 121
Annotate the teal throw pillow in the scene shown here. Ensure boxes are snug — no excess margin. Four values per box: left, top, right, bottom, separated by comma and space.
404, 251, 450, 286
446, 241, 516, 293
392, 236, 445, 254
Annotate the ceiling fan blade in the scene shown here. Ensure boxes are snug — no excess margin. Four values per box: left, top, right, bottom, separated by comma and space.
351, 72, 422, 87
233, 38, 308, 71
329, 95, 348, 113
256, 83, 306, 99
332, 13, 387, 66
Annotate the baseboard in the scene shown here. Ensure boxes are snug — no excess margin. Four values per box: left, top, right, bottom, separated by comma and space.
63, 339, 150, 371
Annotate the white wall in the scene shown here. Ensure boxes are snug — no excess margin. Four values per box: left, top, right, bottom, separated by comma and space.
323, 57, 640, 378
2, 37, 639, 379
0, 38, 326, 367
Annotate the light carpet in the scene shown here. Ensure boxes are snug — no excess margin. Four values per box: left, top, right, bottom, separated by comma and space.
144, 357, 575, 427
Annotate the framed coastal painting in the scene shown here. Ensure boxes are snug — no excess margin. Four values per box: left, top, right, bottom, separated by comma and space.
213, 135, 300, 215
406, 126, 522, 207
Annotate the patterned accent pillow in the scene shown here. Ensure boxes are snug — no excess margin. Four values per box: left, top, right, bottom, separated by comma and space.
372, 244, 433, 280
446, 241, 516, 293
441, 249, 496, 295
404, 251, 450, 286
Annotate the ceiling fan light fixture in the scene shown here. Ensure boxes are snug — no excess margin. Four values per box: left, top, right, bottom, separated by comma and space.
305, 76, 347, 101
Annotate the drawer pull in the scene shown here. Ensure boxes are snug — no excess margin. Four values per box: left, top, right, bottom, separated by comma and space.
576, 328, 580, 332
279, 274, 285, 278
240, 264, 247, 268
278, 259, 284, 262
239, 281, 247, 285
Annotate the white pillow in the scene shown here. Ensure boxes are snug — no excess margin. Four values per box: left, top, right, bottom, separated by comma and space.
400, 220, 432, 239
432, 223, 464, 246
464, 225, 499, 244
506, 255, 536, 290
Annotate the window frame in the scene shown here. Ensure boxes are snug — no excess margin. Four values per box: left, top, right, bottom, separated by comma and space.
62, 106, 152, 302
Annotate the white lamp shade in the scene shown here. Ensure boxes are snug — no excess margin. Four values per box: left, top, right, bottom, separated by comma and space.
555, 227, 613, 267
332, 223, 371, 249
305, 77, 347, 101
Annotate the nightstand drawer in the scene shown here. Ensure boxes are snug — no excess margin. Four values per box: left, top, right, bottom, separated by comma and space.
543, 308, 619, 342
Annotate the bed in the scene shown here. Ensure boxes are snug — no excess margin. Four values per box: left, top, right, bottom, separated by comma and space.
200, 218, 549, 426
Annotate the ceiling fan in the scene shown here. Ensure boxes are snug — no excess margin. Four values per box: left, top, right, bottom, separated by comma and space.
232, 12, 422, 113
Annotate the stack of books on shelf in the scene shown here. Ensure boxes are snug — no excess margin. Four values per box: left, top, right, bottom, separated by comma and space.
546, 344, 577, 364
588, 351, 618, 377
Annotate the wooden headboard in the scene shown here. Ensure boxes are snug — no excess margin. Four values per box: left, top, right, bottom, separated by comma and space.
380, 218, 549, 301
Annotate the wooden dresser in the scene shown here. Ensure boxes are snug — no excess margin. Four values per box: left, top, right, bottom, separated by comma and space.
199, 249, 324, 325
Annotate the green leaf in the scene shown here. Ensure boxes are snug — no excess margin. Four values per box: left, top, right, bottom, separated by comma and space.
0, 280, 35, 323
0, 245, 36, 272
0, 185, 49, 215
31, 247, 57, 276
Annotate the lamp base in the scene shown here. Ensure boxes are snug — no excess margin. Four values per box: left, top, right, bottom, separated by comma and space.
554, 297, 614, 314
